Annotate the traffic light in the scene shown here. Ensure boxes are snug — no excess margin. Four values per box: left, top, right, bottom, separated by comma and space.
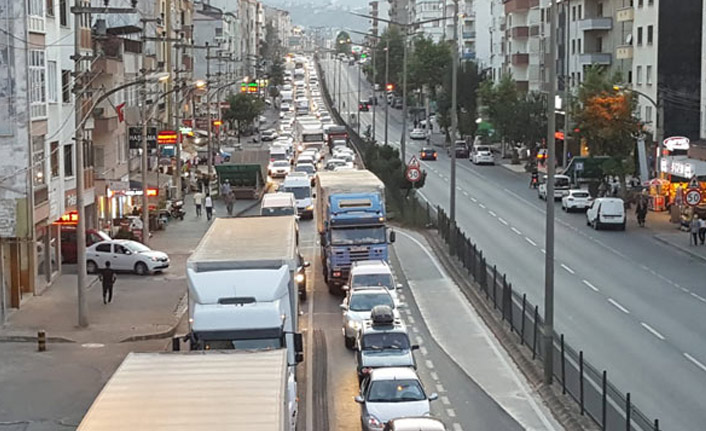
386, 83, 394, 92
361, 53, 368, 59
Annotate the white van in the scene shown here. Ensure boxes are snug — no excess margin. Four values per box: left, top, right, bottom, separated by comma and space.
269, 146, 289, 163
261, 192, 297, 217
281, 176, 314, 219
586, 197, 626, 230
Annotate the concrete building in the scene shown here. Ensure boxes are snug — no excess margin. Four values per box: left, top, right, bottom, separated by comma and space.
388, 0, 413, 25
193, 2, 240, 81
264, 6, 292, 54
504, 0, 544, 92
239, 0, 260, 75
474, 0, 505, 78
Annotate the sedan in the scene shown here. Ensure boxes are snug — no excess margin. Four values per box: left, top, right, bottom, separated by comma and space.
420, 148, 437, 161
562, 189, 592, 212
355, 367, 437, 431
359, 101, 370, 112
86, 240, 169, 275
409, 128, 426, 140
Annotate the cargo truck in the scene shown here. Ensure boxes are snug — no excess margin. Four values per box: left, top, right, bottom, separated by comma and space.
186, 216, 307, 366
77, 350, 298, 431
316, 170, 395, 293
214, 149, 269, 199
295, 120, 324, 153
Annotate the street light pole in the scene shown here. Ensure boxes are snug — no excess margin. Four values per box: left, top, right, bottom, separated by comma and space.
384, 40, 390, 146
338, 58, 342, 113
141, 18, 150, 245
357, 61, 362, 136
372, 42, 377, 141
449, 0, 459, 224
400, 32, 408, 163
563, 0, 571, 169
543, 0, 558, 386
206, 42, 213, 196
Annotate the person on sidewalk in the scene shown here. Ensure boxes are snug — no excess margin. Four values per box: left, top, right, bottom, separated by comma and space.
699, 217, 706, 245
225, 189, 235, 216
99, 261, 116, 304
193, 190, 204, 217
204, 193, 214, 221
636, 197, 648, 227
220, 180, 230, 199
690, 216, 701, 246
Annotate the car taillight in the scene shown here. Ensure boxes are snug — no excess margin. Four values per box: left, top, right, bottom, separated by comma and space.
422, 152, 426, 157
333, 271, 341, 277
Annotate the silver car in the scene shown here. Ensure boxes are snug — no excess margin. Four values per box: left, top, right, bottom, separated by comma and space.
341, 286, 397, 349
86, 240, 169, 275
355, 367, 438, 431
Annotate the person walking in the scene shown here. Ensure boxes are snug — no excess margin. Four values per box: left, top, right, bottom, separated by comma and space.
226, 189, 236, 216
690, 216, 700, 246
204, 193, 214, 221
99, 261, 116, 304
636, 197, 648, 227
699, 216, 706, 245
193, 190, 204, 217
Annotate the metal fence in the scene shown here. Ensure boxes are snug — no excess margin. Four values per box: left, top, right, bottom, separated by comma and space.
412, 198, 661, 431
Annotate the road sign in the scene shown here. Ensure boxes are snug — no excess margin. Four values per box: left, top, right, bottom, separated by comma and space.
408, 155, 420, 167
688, 175, 700, 189
406, 156, 422, 183
686, 189, 702, 207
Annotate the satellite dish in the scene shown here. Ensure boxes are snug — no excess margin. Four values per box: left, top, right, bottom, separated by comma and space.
626, 34, 633, 45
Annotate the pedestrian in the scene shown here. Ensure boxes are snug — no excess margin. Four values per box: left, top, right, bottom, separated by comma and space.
636, 197, 647, 227
204, 193, 214, 220
699, 217, 706, 245
99, 261, 116, 304
690, 216, 700, 246
226, 189, 236, 216
193, 190, 204, 217
220, 180, 230, 199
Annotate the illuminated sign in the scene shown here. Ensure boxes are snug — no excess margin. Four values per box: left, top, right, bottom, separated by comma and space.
212, 120, 223, 127
157, 130, 178, 145
122, 188, 159, 197
56, 211, 79, 225
663, 136, 690, 152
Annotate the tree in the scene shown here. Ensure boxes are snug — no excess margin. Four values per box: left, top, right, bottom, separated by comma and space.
335, 31, 352, 55
479, 75, 520, 153
261, 22, 283, 62
224, 93, 265, 142
452, 61, 482, 138
408, 37, 451, 96
269, 57, 285, 87
372, 27, 404, 91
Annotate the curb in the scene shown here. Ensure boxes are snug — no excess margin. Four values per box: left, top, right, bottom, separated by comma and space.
0, 334, 75, 343
653, 234, 706, 263
501, 164, 527, 174
422, 229, 597, 431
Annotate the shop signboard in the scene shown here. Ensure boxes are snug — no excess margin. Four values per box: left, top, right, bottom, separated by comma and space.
128, 127, 157, 149
157, 130, 178, 145
663, 136, 690, 152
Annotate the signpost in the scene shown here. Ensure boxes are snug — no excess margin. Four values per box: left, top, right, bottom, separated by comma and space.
406, 156, 422, 184
686, 175, 702, 207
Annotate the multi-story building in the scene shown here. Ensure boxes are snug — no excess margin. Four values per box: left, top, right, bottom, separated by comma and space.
264, 6, 292, 55
415, 0, 445, 41
389, 0, 413, 26
239, 0, 260, 76
475, 0, 505, 77
504, 0, 544, 92
193, 2, 239, 81
370, 1, 380, 39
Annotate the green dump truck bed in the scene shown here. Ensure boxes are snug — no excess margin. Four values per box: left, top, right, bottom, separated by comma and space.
215, 149, 270, 199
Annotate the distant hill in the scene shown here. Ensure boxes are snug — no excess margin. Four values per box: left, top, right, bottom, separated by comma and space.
262, 0, 388, 31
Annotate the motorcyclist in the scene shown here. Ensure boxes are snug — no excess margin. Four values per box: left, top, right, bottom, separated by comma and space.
530, 168, 539, 189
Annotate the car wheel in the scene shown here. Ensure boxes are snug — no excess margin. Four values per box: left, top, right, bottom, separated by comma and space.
87, 260, 98, 274
345, 335, 355, 349
586, 216, 592, 226
135, 261, 149, 276
562, 204, 567, 212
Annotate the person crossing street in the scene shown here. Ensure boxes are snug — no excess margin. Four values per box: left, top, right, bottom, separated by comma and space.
99, 261, 116, 304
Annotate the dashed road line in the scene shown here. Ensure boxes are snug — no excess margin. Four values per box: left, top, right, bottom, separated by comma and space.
412, 326, 419, 333
488, 210, 497, 217
479, 203, 486, 209
608, 298, 630, 314
641, 322, 666, 340
582, 279, 599, 292
430, 371, 439, 381
498, 217, 509, 226
456, 186, 462, 191
425, 359, 435, 369
462, 191, 469, 196
541, 248, 546, 254
525, 237, 537, 247
407, 315, 416, 324
690, 292, 706, 303
446, 408, 456, 418
441, 395, 451, 405
420, 346, 428, 356
511, 227, 522, 235
415, 335, 424, 345
684, 353, 706, 373
680, 287, 691, 293
561, 263, 575, 274
470, 197, 477, 203
436, 383, 446, 393
452, 424, 463, 431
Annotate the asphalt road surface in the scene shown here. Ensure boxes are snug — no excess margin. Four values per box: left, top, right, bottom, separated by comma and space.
321, 57, 706, 431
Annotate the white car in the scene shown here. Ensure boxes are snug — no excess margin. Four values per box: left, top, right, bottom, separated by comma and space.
86, 240, 169, 275
341, 286, 397, 348
294, 163, 317, 185
268, 160, 291, 178
472, 146, 495, 165
296, 154, 316, 166
586, 197, 626, 230
347, 260, 402, 306
538, 174, 571, 200
562, 189, 592, 212
409, 128, 426, 140
355, 367, 438, 431
325, 158, 348, 171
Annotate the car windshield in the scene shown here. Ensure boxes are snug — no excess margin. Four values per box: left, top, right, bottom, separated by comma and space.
367, 379, 426, 402
295, 165, 315, 174
362, 333, 410, 350
204, 338, 283, 350
273, 161, 289, 167
331, 226, 387, 245
352, 274, 394, 290
349, 292, 394, 311
271, 153, 287, 161
421, 148, 434, 153
303, 133, 324, 142
262, 206, 295, 216
556, 177, 570, 188
124, 242, 151, 253
284, 186, 311, 199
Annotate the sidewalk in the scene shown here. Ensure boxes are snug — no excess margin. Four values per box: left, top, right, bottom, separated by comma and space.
647, 210, 706, 262
393, 229, 563, 431
0, 194, 261, 344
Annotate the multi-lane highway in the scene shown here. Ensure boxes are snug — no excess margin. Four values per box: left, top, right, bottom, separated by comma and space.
320, 57, 706, 431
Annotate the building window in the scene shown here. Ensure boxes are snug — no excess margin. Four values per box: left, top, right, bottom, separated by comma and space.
46, 0, 53, 16
597, 2, 603, 17
647, 25, 653, 44
628, 70, 632, 84
61, 69, 71, 103
638, 0, 643, 6
645, 105, 653, 124
636, 65, 642, 85
572, 6, 576, 21
578, 39, 581, 54
59, 0, 67, 26
28, 0, 44, 16
646, 65, 652, 85
577, 5, 582, 19
648, 0, 653, 4
32, 136, 46, 186
571, 39, 576, 54
47, 60, 57, 102
64, 144, 74, 177
29, 50, 46, 118
50, 141, 59, 177
637, 27, 642, 45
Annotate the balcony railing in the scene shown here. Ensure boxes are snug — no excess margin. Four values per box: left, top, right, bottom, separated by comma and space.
504, 0, 539, 14
579, 52, 612, 65
462, 31, 476, 39
511, 53, 529, 66
28, 16, 45, 33
34, 185, 48, 205
30, 103, 47, 120
616, 45, 633, 60
579, 17, 613, 31
462, 51, 476, 60
511, 26, 529, 38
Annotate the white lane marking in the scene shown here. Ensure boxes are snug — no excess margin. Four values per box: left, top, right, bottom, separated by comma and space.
420, 346, 428, 356
470, 197, 477, 203
582, 279, 599, 292
462, 191, 469, 196
541, 248, 546, 254
436, 383, 446, 393
608, 298, 630, 314
425, 359, 435, 369
452, 424, 463, 431
511, 227, 522, 235
412, 326, 419, 333
415, 335, 424, 345
641, 322, 666, 340
441, 395, 451, 405
561, 264, 575, 275
456, 186, 462, 191
479, 203, 486, 209
399, 293, 406, 301
525, 237, 537, 247
498, 217, 509, 226
430, 371, 439, 381
690, 292, 706, 303
488, 210, 497, 217
680, 287, 691, 293
407, 315, 416, 324
446, 408, 457, 418
684, 353, 706, 373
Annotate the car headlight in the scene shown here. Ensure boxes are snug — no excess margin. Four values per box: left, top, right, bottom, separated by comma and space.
347, 320, 361, 330
150, 256, 158, 262
295, 273, 305, 283
366, 415, 383, 430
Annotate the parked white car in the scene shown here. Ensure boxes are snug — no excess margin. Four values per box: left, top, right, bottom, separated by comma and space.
562, 189, 592, 212
86, 240, 169, 275
538, 174, 571, 200
409, 128, 427, 140
586, 197, 626, 230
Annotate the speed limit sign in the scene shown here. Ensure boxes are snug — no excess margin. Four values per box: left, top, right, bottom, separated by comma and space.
405, 166, 422, 183
685, 188, 702, 207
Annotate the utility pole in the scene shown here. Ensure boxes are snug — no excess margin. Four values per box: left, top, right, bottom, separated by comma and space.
400, 32, 409, 163
384, 40, 389, 146
372, 42, 377, 141
173, 42, 183, 200
562, 0, 570, 168
206, 42, 213, 196
141, 18, 150, 245
338, 58, 342, 113
357, 62, 361, 136
449, 0, 459, 224
165, 0, 172, 126
543, 0, 557, 386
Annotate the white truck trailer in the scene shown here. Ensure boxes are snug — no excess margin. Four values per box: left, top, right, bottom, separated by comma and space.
77, 350, 297, 431
186, 216, 306, 366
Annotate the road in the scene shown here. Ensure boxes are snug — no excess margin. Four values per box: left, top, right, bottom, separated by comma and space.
321, 57, 706, 431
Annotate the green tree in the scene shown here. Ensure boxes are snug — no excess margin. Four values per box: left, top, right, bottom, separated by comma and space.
448, 61, 482, 138
224, 93, 265, 142
269, 57, 285, 87
408, 37, 451, 96
479, 75, 520, 153
372, 27, 404, 91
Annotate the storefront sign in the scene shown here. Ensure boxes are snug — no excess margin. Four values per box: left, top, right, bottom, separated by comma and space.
122, 188, 158, 197
108, 180, 129, 192
128, 127, 157, 149
663, 136, 690, 152
65, 190, 77, 210
157, 130, 178, 145
56, 211, 78, 225
669, 160, 695, 178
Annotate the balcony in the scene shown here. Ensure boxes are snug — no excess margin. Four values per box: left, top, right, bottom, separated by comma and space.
579, 52, 612, 65
462, 31, 476, 39
462, 51, 476, 60
511, 53, 529, 65
616, 45, 633, 60
504, 0, 539, 14
616, 7, 634, 22
578, 17, 613, 32
511, 26, 529, 38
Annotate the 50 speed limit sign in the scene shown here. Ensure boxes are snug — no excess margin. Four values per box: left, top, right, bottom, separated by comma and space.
686, 188, 702, 207
405, 166, 422, 183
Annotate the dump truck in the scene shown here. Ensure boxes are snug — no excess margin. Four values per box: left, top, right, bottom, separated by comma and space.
77, 350, 298, 431
214, 149, 269, 199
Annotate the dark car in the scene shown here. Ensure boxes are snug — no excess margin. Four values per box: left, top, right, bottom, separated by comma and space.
392, 97, 403, 109
359, 100, 370, 112
454, 141, 469, 158
368, 95, 379, 106
420, 147, 437, 161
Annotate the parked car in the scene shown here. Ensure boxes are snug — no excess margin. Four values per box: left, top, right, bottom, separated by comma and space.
409, 128, 426, 140
383, 417, 447, 431
562, 189, 592, 212
586, 197, 626, 230
420, 147, 437, 161
453, 140, 469, 158
538, 174, 571, 201
86, 240, 169, 275
61, 226, 111, 263
355, 367, 438, 431
392, 97, 403, 109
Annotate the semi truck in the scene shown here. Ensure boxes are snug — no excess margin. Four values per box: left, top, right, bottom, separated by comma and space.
316, 170, 395, 293
186, 216, 306, 367
77, 350, 298, 431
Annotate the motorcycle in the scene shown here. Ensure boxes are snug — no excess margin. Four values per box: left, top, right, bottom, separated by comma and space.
169, 200, 185, 221
530, 175, 539, 189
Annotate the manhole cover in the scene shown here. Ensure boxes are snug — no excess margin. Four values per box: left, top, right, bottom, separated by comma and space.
81, 343, 105, 349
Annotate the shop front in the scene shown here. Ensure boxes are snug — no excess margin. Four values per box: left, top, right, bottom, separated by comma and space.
657, 157, 706, 225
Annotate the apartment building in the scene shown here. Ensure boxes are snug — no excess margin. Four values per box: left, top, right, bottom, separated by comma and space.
504, 0, 544, 92
265, 6, 292, 53
239, 0, 260, 76
389, 0, 413, 25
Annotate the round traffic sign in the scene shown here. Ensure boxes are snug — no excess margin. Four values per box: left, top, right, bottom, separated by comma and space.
405, 166, 422, 183
685, 188, 702, 207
